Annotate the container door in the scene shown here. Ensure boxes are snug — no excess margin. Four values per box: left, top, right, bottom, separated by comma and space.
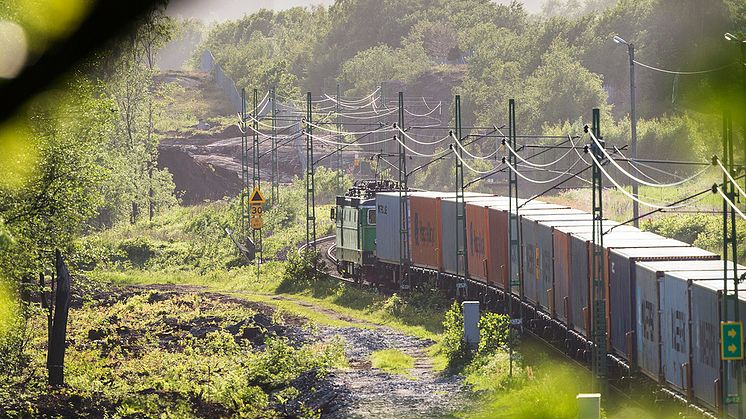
635, 267, 661, 381
661, 274, 689, 392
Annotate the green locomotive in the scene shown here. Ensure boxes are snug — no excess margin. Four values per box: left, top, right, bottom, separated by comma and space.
331, 179, 402, 280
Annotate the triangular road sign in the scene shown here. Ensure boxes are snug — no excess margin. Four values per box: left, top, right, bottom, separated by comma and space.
249, 187, 266, 205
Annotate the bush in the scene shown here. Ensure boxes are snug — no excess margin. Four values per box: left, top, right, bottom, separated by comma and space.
478, 312, 509, 356
441, 301, 469, 370
642, 213, 746, 261
117, 237, 157, 268
277, 249, 324, 292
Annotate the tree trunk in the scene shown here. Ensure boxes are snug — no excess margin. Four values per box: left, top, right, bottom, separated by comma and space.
48, 250, 71, 386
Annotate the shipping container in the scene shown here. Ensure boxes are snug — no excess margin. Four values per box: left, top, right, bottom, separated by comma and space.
614, 251, 719, 381
656, 266, 746, 405
439, 194, 495, 275
465, 197, 514, 282
565, 233, 694, 347
676, 273, 746, 414
604, 247, 720, 369
548, 222, 631, 325
374, 192, 406, 265
520, 213, 596, 310
409, 192, 452, 270
480, 199, 559, 289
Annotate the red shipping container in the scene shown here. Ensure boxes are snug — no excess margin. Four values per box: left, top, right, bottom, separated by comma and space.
466, 198, 510, 282
409, 193, 446, 270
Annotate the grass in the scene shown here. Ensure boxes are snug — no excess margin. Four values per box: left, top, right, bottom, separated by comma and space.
370, 349, 414, 376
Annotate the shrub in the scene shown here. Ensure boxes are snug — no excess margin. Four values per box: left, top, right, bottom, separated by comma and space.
441, 301, 469, 370
277, 249, 324, 292
117, 237, 157, 268
478, 312, 509, 356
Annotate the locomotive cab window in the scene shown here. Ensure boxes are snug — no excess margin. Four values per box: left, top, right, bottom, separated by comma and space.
367, 209, 376, 225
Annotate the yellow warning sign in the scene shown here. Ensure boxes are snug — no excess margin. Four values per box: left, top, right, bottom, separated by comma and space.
251, 216, 263, 230
249, 187, 266, 205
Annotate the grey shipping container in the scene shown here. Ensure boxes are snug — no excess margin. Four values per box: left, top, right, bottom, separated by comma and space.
379, 192, 489, 266
374, 192, 406, 264
634, 252, 723, 381
683, 275, 746, 415
607, 247, 719, 363
567, 233, 693, 343
440, 194, 496, 275
659, 266, 746, 407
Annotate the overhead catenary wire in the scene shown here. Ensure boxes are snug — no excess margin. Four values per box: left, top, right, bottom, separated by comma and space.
503, 138, 576, 167
589, 130, 711, 187
450, 132, 499, 160
604, 175, 746, 234
304, 118, 395, 136
502, 153, 588, 185
304, 130, 395, 147
394, 124, 450, 146
714, 157, 746, 202
587, 150, 713, 210
611, 145, 687, 182
451, 145, 504, 174
715, 185, 746, 220
392, 134, 449, 157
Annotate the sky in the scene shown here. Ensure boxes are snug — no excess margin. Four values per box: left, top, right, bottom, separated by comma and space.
166, 0, 545, 22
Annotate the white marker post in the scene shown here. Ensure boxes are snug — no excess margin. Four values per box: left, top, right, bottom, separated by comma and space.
463, 301, 480, 350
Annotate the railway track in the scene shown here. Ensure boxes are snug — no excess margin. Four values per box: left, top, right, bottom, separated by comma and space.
297, 235, 352, 284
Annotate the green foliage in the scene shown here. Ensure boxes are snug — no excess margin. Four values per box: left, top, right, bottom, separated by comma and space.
440, 302, 511, 371
339, 42, 432, 96
469, 364, 587, 419
279, 249, 325, 292
643, 214, 746, 260
1, 289, 345, 417
477, 312, 509, 355
441, 301, 469, 370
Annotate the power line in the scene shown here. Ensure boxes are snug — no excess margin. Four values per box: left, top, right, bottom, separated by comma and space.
632, 59, 736, 75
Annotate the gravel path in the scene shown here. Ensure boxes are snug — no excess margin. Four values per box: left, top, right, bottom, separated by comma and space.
263, 294, 470, 418
318, 325, 467, 418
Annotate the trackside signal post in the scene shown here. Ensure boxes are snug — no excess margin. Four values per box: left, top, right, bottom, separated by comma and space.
253, 89, 262, 263
249, 187, 265, 276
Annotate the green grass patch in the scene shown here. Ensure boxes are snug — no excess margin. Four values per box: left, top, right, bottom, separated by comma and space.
370, 349, 414, 375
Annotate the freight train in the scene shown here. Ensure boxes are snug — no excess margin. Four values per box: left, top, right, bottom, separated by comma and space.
333, 180, 745, 416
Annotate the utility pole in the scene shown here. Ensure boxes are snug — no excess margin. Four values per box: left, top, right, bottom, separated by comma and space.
397, 91, 410, 291
613, 36, 638, 226
271, 87, 279, 205
253, 88, 262, 264
454, 95, 467, 297
305, 92, 317, 250
589, 108, 608, 395
724, 33, 746, 197
507, 98, 520, 378
336, 83, 343, 195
